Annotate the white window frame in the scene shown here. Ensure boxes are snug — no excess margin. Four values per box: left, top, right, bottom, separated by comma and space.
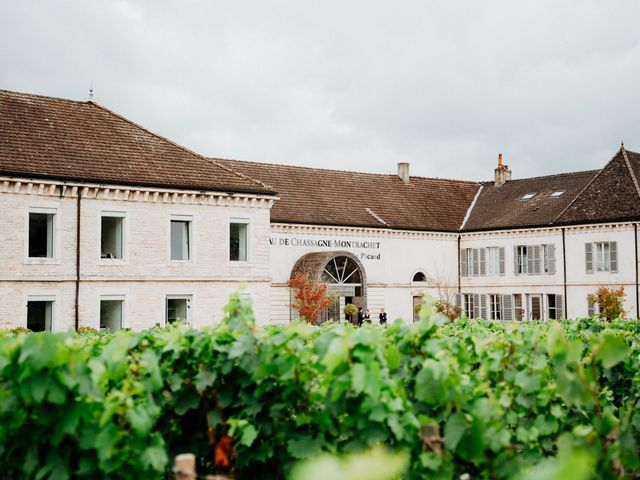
228, 218, 250, 265
25, 294, 56, 331
165, 295, 193, 325
513, 294, 525, 321
25, 206, 60, 264
594, 242, 611, 272
463, 294, 474, 318
489, 294, 502, 321
487, 247, 500, 276
99, 294, 126, 331
168, 214, 194, 264
516, 246, 528, 274
98, 210, 127, 264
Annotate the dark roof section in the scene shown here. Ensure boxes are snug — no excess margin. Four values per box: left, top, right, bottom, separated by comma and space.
217, 159, 481, 231
462, 169, 598, 231
0, 90, 275, 195
556, 148, 640, 225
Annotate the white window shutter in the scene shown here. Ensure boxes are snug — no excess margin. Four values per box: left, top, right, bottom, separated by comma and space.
502, 294, 513, 321
455, 293, 462, 308
473, 294, 480, 318
480, 294, 487, 320
527, 246, 534, 274
514, 246, 519, 275
585, 243, 593, 274
546, 244, 556, 274
473, 249, 479, 276
460, 249, 467, 277
480, 248, 486, 276
587, 296, 595, 317
610, 242, 618, 273
556, 294, 564, 319
533, 246, 542, 274
499, 247, 505, 275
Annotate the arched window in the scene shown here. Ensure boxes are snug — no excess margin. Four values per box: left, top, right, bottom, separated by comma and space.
412, 271, 427, 283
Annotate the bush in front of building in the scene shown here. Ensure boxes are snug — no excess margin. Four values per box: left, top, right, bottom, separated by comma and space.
593, 285, 627, 321
0, 297, 639, 479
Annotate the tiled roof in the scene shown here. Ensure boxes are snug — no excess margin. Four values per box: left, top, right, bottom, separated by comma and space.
0, 90, 275, 195
218, 159, 480, 232
556, 148, 640, 225
462, 170, 598, 231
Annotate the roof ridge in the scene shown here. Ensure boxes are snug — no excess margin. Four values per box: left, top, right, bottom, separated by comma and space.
553, 147, 624, 223
621, 147, 640, 199
0, 88, 88, 105
480, 168, 600, 186
87, 102, 275, 194
216, 157, 480, 185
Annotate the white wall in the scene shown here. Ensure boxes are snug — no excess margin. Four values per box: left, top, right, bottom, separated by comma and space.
0, 178, 273, 330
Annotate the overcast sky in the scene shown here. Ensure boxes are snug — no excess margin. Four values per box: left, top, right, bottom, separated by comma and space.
1, 1, 639, 181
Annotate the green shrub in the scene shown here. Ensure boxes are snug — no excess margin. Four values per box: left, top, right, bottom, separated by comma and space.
0, 295, 639, 479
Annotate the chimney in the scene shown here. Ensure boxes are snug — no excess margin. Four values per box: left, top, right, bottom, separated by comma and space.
397, 162, 410, 184
494, 153, 511, 186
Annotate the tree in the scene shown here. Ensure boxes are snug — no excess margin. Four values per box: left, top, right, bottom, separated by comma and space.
343, 303, 358, 324
288, 272, 334, 324
593, 285, 626, 321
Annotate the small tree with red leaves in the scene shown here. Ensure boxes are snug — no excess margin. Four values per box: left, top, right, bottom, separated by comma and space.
288, 272, 334, 324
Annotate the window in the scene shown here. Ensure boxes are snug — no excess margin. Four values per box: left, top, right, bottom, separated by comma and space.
170, 216, 192, 261
521, 193, 536, 200
27, 298, 53, 331
489, 294, 502, 320
516, 246, 528, 274
587, 295, 601, 317
100, 298, 123, 332
542, 244, 556, 274
166, 296, 191, 324
412, 271, 427, 282
101, 213, 124, 259
513, 294, 524, 321
28, 210, 55, 258
487, 247, 500, 275
550, 190, 565, 197
230, 221, 248, 262
463, 294, 474, 318
461, 248, 478, 276
547, 294, 563, 320
547, 294, 557, 320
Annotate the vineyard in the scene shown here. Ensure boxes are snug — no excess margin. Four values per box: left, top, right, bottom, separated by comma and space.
1, 296, 639, 479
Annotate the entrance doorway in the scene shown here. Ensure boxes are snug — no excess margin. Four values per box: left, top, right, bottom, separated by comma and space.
290, 251, 367, 324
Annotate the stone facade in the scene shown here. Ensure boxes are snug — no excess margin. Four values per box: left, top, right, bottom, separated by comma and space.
0, 178, 273, 330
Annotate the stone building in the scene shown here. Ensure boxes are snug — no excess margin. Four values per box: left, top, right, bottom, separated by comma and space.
1, 89, 639, 330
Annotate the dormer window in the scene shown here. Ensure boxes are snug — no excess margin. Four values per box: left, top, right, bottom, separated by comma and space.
520, 193, 536, 200
550, 190, 565, 197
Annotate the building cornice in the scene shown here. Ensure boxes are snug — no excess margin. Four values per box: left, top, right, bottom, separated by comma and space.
459, 221, 636, 239
270, 222, 458, 240
0, 176, 276, 209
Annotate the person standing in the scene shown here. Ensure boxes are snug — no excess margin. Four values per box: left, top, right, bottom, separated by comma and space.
357, 307, 365, 326
379, 308, 387, 325
364, 308, 371, 324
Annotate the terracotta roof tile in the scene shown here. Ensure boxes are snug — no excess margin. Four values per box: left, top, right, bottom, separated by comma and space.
0, 90, 275, 195
463, 170, 598, 231
556, 148, 640, 225
217, 159, 480, 231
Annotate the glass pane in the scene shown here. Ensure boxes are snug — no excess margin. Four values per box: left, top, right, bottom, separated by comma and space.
29, 213, 54, 258
167, 298, 188, 324
27, 301, 52, 331
230, 223, 247, 261
171, 221, 190, 260
100, 300, 123, 332
101, 216, 123, 259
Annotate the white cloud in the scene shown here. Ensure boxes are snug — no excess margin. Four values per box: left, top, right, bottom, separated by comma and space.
2, 0, 639, 181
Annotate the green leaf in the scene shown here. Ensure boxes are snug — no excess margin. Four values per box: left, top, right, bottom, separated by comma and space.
240, 424, 258, 447
596, 333, 629, 369
444, 412, 466, 450
288, 436, 323, 459
322, 337, 350, 372
127, 404, 154, 436
351, 363, 367, 394
141, 439, 168, 472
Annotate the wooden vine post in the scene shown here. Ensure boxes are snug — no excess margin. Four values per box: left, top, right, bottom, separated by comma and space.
174, 453, 196, 480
